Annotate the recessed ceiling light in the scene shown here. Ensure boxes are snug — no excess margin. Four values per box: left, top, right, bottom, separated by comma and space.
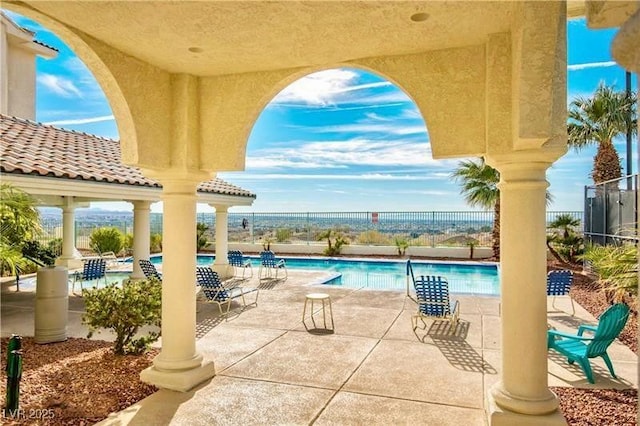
188, 47, 203, 53
410, 12, 430, 22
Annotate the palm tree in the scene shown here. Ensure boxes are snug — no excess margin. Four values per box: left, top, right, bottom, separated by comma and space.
0, 183, 42, 276
548, 214, 581, 239
568, 83, 637, 185
451, 159, 500, 259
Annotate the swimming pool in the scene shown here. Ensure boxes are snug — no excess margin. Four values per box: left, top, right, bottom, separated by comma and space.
15, 255, 499, 295
145, 254, 500, 295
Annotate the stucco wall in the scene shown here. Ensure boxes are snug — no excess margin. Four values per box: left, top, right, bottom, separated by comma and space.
6, 41, 36, 119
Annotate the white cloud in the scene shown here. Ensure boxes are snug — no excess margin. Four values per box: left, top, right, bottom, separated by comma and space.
310, 123, 427, 136
220, 173, 449, 181
567, 61, 618, 71
273, 69, 360, 106
37, 73, 82, 98
44, 115, 115, 126
271, 69, 405, 107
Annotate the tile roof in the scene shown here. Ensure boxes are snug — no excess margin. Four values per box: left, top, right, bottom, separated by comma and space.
0, 114, 255, 199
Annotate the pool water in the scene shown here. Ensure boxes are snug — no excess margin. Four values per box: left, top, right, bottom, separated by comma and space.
15, 256, 499, 295
147, 254, 500, 295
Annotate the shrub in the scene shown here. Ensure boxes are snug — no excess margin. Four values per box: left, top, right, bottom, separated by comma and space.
394, 237, 409, 256
47, 238, 63, 256
150, 233, 162, 253
275, 228, 292, 243
196, 222, 209, 251
357, 230, 390, 245
318, 229, 349, 256
123, 233, 134, 254
82, 279, 162, 354
582, 244, 638, 300
22, 240, 56, 266
89, 227, 124, 255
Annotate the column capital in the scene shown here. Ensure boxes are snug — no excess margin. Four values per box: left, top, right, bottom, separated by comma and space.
129, 200, 153, 210
485, 147, 565, 171
142, 168, 212, 193
612, 9, 640, 73
209, 204, 230, 212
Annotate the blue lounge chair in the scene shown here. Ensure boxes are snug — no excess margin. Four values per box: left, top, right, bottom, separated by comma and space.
547, 270, 575, 315
139, 259, 162, 281
228, 250, 253, 279
259, 250, 287, 281
412, 275, 460, 330
72, 258, 107, 294
548, 303, 630, 383
196, 267, 259, 315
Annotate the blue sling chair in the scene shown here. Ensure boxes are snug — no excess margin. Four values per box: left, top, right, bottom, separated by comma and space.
548, 303, 630, 383
259, 250, 287, 280
547, 270, 575, 315
196, 267, 259, 315
228, 250, 253, 279
72, 258, 107, 294
139, 259, 162, 281
412, 276, 460, 330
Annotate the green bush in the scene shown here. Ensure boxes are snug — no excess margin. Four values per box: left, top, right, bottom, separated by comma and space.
47, 238, 63, 256
123, 233, 134, 254
150, 233, 162, 253
22, 240, 56, 266
582, 244, 638, 300
275, 228, 292, 243
357, 230, 390, 245
318, 229, 349, 256
82, 279, 162, 354
394, 237, 409, 256
89, 227, 124, 255
196, 223, 209, 251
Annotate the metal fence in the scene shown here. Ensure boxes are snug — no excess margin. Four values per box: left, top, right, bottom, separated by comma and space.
37, 210, 584, 252
584, 175, 638, 246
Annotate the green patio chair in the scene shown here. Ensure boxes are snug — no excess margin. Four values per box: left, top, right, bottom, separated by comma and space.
547, 303, 630, 384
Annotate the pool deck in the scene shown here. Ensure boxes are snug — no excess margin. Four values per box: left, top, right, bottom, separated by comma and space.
1, 269, 637, 425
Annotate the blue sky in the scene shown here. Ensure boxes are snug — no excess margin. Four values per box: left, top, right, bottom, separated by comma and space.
4, 11, 638, 213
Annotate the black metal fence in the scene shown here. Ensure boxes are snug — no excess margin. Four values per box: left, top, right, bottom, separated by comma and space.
584, 175, 638, 246
37, 210, 583, 252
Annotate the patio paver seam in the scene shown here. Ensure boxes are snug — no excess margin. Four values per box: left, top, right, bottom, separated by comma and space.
308, 338, 384, 425
213, 328, 292, 374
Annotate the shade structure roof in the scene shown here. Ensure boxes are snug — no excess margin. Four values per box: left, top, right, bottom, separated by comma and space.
0, 114, 255, 204
16, 1, 516, 76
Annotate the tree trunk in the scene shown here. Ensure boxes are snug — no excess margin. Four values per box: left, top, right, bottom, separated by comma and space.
492, 197, 500, 260
546, 240, 567, 264
592, 141, 622, 184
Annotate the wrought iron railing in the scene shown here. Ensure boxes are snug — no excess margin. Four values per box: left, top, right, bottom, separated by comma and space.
36, 210, 584, 251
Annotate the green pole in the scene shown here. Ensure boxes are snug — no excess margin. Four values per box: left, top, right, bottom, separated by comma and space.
5, 349, 23, 415
5, 334, 21, 373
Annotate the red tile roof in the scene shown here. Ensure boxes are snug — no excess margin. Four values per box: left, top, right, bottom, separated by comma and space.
0, 114, 255, 199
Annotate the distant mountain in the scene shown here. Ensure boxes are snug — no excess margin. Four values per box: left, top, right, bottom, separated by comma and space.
38, 207, 133, 217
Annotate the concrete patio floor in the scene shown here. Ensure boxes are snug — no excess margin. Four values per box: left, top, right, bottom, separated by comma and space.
1, 269, 637, 425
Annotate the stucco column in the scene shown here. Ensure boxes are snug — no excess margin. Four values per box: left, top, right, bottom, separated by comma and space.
488, 160, 561, 423
211, 204, 231, 279
130, 200, 152, 280
55, 197, 82, 269
140, 177, 215, 391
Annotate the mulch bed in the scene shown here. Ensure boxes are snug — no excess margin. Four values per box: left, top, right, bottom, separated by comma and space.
0, 338, 158, 425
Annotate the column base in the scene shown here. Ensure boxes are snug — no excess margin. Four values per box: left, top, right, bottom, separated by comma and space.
487, 386, 566, 426
140, 360, 216, 392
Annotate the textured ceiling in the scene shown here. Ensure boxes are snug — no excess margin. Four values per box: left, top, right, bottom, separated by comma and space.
23, 1, 514, 76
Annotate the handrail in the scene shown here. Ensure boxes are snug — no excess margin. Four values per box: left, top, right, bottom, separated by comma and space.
405, 259, 416, 300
